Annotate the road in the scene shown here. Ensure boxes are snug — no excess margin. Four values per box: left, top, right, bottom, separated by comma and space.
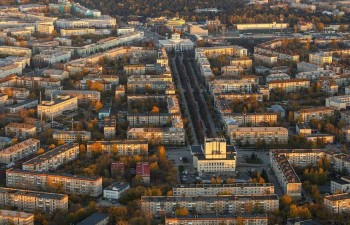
181, 54, 218, 138
169, 56, 199, 145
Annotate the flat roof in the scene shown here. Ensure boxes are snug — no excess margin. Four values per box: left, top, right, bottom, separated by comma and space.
141, 194, 279, 202
77, 213, 108, 225
0, 187, 67, 200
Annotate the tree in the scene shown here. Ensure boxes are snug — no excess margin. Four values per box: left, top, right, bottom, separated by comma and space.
37, 148, 45, 154
79, 144, 86, 154
94, 101, 103, 112
48, 144, 56, 149
280, 194, 292, 208
157, 146, 166, 161
316, 22, 324, 32
151, 106, 160, 113
288, 204, 311, 219
175, 207, 189, 216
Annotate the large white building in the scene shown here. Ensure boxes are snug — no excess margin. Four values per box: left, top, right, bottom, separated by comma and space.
37, 95, 78, 119
191, 138, 236, 172
158, 33, 195, 52
326, 95, 350, 110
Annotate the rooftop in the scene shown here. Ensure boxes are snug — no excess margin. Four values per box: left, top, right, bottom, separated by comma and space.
324, 193, 350, 201
76, 213, 109, 225
0, 187, 67, 200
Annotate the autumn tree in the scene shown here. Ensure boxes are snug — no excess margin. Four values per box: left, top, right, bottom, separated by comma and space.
37, 148, 45, 154
48, 144, 56, 149
280, 194, 292, 208
175, 207, 189, 216
288, 204, 311, 219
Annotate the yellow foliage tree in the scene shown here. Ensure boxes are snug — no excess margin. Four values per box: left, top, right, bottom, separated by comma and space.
48, 144, 56, 149
175, 207, 189, 216
151, 106, 160, 113
37, 148, 45, 154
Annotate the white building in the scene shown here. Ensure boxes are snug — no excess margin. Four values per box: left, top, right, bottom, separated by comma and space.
158, 33, 194, 52
103, 182, 130, 201
192, 138, 236, 172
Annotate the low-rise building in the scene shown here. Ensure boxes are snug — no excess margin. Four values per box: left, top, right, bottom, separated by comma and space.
6, 169, 102, 197
103, 116, 115, 139
326, 95, 350, 110
266, 73, 290, 83
5, 123, 36, 139
76, 213, 109, 225
268, 79, 310, 92
165, 214, 268, 225
136, 162, 150, 184
324, 193, 350, 214
103, 182, 130, 200
270, 150, 302, 198
158, 33, 194, 52
294, 107, 334, 122
172, 183, 274, 196
222, 113, 278, 126
0, 210, 34, 225
230, 127, 288, 145
22, 143, 79, 172
37, 95, 78, 118
127, 127, 185, 145
309, 52, 332, 65
0, 187, 68, 214
53, 130, 91, 143
297, 62, 323, 72
331, 176, 350, 194
141, 194, 279, 216
86, 140, 148, 156
0, 138, 40, 165
52, 90, 100, 105
306, 134, 334, 144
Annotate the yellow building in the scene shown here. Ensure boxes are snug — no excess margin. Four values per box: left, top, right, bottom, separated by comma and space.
37, 95, 78, 119
324, 193, 350, 214
294, 107, 334, 122
268, 79, 310, 92
86, 140, 148, 156
230, 127, 288, 145
0, 138, 40, 165
6, 169, 102, 197
309, 52, 332, 65
5, 123, 36, 139
0, 210, 34, 225
0, 187, 68, 214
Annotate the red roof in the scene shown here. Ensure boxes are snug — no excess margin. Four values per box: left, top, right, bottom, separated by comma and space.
136, 162, 150, 176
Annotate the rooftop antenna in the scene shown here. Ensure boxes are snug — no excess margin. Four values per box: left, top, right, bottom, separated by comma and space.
71, 118, 74, 131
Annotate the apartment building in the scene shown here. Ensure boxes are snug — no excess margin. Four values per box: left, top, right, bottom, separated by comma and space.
0, 46, 32, 57
103, 116, 115, 139
297, 62, 323, 72
140, 194, 279, 216
330, 153, 350, 174
331, 176, 350, 194
16, 77, 61, 89
5, 99, 39, 114
196, 45, 248, 58
294, 107, 335, 122
38, 22, 54, 35
268, 79, 310, 92
324, 193, 350, 214
55, 16, 116, 29
0, 187, 68, 214
165, 214, 268, 225
127, 127, 185, 145
209, 77, 257, 94
326, 95, 350, 110
221, 65, 244, 75
32, 49, 71, 66
22, 143, 79, 172
37, 95, 78, 118
0, 138, 40, 165
309, 52, 332, 65
237, 22, 289, 30
6, 169, 102, 197
192, 138, 236, 172
230, 127, 288, 145
253, 52, 278, 66
0, 210, 34, 225
86, 140, 148, 156
172, 183, 274, 196
271, 149, 324, 168
5, 123, 36, 139
296, 70, 335, 81
270, 151, 302, 199
223, 113, 278, 126
53, 130, 91, 143
52, 90, 100, 105
231, 58, 253, 71
341, 111, 350, 125
0, 87, 30, 98
266, 73, 290, 83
